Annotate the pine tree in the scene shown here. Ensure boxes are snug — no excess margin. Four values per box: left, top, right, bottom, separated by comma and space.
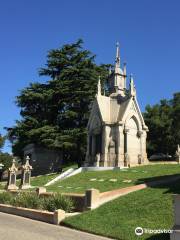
7, 39, 110, 165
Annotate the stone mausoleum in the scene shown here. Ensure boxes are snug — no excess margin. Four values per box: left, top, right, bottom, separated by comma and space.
23, 144, 62, 175
85, 43, 149, 167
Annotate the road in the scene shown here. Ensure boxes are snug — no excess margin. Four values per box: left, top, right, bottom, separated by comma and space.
0, 212, 112, 240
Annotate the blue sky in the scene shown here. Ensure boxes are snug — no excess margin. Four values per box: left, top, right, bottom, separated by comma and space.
0, 0, 180, 152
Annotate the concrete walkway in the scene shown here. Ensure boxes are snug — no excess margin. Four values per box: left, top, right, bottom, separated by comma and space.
0, 212, 113, 240
99, 174, 180, 206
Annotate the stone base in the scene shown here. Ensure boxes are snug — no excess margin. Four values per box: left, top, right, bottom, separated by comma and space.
20, 184, 32, 190
7, 184, 18, 190
85, 153, 149, 168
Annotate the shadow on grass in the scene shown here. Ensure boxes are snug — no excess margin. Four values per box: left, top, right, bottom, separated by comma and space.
135, 174, 180, 195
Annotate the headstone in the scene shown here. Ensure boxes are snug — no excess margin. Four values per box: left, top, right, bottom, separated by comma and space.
20, 156, 32, 189
109, 178, 117, 182
7, 159, 18, 190
89, 178, 97, 181
176, 145, 180, 163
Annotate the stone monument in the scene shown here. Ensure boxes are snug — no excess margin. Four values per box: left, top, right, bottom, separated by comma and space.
85, 43, 149, 167
20, 156, 32, 189
7, 159, 18, 190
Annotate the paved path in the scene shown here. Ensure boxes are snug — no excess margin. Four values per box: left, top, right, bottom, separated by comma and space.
0, 212, 112, 240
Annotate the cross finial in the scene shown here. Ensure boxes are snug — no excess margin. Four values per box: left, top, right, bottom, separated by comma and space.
116, 42, 120, 61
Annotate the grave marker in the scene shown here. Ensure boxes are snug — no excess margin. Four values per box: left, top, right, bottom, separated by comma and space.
20, 156, 32, 189
7, 159, 18, 190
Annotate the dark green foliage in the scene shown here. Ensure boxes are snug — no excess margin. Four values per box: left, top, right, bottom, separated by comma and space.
42, 194, 74, 212
0, 192, 12, 204
0, 135, 5, 150
0, 192, 74, 212
144, 92, 180, 156
11, 192, 42, 209
6, 39, 110, 164
0, 152, 13, 171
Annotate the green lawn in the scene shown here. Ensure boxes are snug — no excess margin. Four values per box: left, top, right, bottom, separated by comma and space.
30, 173, 59, 187
47, 164, 180, 193
63, 179, 179, 240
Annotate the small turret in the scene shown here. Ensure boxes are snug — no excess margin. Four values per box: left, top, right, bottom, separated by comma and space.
110, 42, 126, 96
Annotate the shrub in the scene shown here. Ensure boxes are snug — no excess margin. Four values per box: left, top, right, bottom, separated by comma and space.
11, 192, 42, 209
0, 192, 74, 212
0, 192, 12, 204
42, 194, 74, 212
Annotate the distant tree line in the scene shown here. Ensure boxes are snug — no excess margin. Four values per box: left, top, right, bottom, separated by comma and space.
4, 39, 180, 165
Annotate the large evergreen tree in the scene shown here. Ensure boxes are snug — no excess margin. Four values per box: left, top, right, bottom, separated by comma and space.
143, 92, 180, 156
7, 39, 110, 165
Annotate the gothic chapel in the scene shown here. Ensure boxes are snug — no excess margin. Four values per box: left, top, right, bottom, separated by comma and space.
85, 43, 149, 167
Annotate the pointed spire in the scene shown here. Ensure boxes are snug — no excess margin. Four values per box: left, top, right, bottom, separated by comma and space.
115, 42, 120, 69
130, 74, 136, 97
97, 76, 101, 96
109, 66, 112, 75
130, 73, 134, 84
123, 62, 127, 89
123, 62, 126, 76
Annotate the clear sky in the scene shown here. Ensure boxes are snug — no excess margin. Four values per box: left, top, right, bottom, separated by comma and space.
0, 0, 180, 152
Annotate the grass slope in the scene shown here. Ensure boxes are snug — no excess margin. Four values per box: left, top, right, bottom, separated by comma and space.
47, 164, 180, 193
63, 179, 180, 240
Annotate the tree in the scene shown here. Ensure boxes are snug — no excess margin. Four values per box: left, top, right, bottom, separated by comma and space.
143, 92, 180, 156
0, 134, 5, 150
171, 92, 180, 149
7, 39, 110, 166
0, 134, 12, 179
